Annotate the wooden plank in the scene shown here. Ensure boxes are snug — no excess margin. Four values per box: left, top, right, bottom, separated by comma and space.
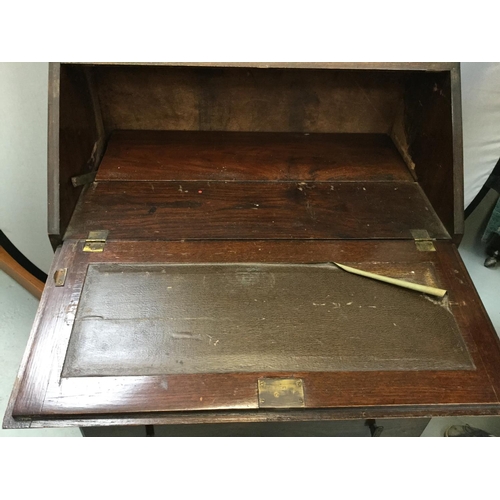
48, 64, 101, 247
436, 243, 500, 399
65, 181, 449, 241
451, 64, 465, 241
9, 243, 82, 418
73, 62, 458, 71
37, 365, 500, 417
47, 63, 60, 242
6, 406, 500, 430
96, 131, 413, 183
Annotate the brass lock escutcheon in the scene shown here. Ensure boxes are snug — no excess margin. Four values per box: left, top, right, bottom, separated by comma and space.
258, 378, 305, 408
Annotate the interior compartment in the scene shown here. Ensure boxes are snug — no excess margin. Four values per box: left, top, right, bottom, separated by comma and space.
55, 64, 459, 244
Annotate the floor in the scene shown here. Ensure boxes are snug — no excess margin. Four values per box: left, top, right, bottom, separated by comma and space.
1, 191, 499, 437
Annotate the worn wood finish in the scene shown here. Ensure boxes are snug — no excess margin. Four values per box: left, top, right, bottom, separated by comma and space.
8, 243, 81, 418
47, 63, 60, 243
48, 64, 465, 243
96, 131, 413, 183
450, 65, 465, 242
403, 71, 458, 238
93, 65, 404, 134
48, 64, 101, 247
48, 64, 464, 244
82, 62, 458, 71
65, 181, 448, 241
6, 239, 500, 427
6, 407, 500, 430
62, 262, 471, 377
438, 243, 500, 397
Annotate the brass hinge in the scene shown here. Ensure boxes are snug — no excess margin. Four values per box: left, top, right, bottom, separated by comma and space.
53, 268, 67, 286
411, 229, 436, 252
83, 230, 108, 252
258, 378, 305, 408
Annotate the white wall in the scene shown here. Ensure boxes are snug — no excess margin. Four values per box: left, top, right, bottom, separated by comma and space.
0, 63, 499, 275
0, 63, 53, 273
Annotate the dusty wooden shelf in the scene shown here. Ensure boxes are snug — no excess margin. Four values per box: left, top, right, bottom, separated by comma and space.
66, 180, 447, 241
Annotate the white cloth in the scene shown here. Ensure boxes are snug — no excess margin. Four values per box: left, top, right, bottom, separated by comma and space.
461, 63, 500, 207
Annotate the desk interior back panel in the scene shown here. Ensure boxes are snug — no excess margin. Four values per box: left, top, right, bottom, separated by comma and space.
93, 66, 403, 134
62, 262, 472, 377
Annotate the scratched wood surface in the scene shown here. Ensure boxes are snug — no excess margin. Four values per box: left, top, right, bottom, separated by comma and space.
65, 181, 448, 241
96, 131, 414, 182
48, 64, 101, 247
48, 64, 464, 246
62, 262, 472, 377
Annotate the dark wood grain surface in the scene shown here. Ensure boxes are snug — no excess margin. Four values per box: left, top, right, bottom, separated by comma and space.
94, 66, 403, 134
450, 65, 465, 241
48, 64, 101, 247
6, 406, 500, 430
96, 131, 413, 183
65, 181, 448, 241
8, 242, 82, 418
80, 62, 458, 70
404, 72, 456, 238
6, 239, 500, 427
49, 63, 463, 243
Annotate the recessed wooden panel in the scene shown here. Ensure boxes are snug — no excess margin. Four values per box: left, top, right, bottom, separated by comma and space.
93, 66, 404, 134
66, 181, 448, 241
96, 131, 413, 183
62, 262, 472, 377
